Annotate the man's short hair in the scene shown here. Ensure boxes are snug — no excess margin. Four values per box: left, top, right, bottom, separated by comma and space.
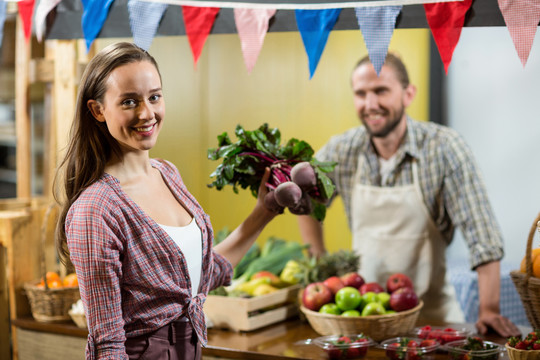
353, 53, 410, 88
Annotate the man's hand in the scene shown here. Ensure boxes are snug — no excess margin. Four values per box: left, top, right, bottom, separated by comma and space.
476, 261, 521, 337
476, 308, 521, 338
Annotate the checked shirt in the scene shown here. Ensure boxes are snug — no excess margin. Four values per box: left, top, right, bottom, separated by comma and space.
66, 159, 232, 360
316, 118, 504, 270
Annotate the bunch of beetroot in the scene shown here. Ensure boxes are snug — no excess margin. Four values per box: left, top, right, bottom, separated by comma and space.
208, 123, 336, 221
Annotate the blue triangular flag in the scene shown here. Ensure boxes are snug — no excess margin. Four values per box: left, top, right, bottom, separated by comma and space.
355, 6, 402, 75
81, 0, 116, 51
295, 9, 341, 79
0, 0, 6, 49
128, 0, 168, 51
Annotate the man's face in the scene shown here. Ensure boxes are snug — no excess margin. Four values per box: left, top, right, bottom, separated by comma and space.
351, 63, 415, 138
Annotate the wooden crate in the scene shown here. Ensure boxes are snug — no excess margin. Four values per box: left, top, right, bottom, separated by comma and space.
203, 284, 301, 332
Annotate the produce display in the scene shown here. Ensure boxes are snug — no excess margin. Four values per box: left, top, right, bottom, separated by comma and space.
301, 272, 419, 315
506, 329, 540, 350
414, 325, 470, 345
520, 247, 540, 277
379, 337, 439, 360
36, 271, 78, 288
207, 123, 337, 221
313, 334, 375, 359
444, 337, 503, 360
296, 249, 361, 286
209, 236, 306, 298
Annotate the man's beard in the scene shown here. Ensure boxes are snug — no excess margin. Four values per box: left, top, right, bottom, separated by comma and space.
362, 106, 404, 138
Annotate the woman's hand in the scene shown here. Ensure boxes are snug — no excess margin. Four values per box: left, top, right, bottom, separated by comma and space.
255, 167, 283, 218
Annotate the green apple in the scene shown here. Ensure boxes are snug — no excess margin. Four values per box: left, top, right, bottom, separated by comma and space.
335, 286, 362, 311
362, 291, 379, 304
377, 292, 391, 309
319, 303, 341, 315
361, 302, 386, 316
385, 310, 397, 315
341, 309, 361, 317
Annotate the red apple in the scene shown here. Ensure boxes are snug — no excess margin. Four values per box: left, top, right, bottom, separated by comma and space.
386, 273, 414, 293
389, 287, 419, 312
340, 272, 365, 289
323, 276, 346, 296
302, 282, 333, 311
359, 282, 385, 295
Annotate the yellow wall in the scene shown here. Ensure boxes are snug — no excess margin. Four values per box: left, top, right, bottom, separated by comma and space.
97, 28, 430, 252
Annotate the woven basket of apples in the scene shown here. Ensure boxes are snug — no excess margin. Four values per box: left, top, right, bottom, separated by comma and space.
300, 272, 423, 342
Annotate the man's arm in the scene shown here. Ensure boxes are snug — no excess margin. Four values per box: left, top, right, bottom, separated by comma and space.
298, 215, 326, 257
475, 260, 521, 337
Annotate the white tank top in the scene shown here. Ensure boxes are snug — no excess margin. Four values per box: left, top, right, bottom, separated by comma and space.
159, 218, 202, 298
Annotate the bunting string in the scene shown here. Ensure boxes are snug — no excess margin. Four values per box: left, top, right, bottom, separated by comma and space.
2, 0, 540, 77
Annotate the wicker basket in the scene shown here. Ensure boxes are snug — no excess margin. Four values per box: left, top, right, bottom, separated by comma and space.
510, 212, 540, 329
24, 203, 81, 322
300, 300, 423, 341
506, 344, 540, 360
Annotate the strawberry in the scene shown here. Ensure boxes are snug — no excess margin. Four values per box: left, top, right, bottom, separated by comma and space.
507, 336, 520, 348
338, 336, 352, 344
533, 341, 540, 350
418, 325, 431, 339
419, 339, 437, 348
515, 341, 528, 350
325, 344, 343, 360
347, 338, 369, 358
385, 342, 401, 360
407, 339, 419, 348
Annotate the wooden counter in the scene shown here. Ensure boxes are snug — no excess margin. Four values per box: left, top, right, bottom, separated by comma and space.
13, 316, 525, 360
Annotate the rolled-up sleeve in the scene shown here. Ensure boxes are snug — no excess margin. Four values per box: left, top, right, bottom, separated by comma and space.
442, 136, 504, 269
207, 251, 233, 290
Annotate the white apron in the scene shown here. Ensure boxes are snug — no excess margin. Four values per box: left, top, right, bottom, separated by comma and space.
351, 155, 464, 322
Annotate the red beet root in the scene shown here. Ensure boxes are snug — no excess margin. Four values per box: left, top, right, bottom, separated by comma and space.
263, 191, 284, 213
291, 162, 317, 191
274, 181, 302, 208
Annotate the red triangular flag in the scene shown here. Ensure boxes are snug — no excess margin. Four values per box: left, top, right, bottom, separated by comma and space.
18, 0, 36, 42
182, 6, 220, 68
498, 0, 540, 67
424, 0, 472, 74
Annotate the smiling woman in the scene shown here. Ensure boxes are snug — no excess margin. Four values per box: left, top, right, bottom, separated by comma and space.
53, 42, 281, 360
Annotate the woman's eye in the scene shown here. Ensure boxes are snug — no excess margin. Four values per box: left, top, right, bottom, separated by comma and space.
122, 99, 137, 107
149, 94, 161, 102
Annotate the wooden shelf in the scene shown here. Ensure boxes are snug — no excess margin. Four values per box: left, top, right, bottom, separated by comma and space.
12, 317, 87, 338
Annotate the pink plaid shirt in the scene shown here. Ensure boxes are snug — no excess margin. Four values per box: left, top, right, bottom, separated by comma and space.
66, 159, 233, 360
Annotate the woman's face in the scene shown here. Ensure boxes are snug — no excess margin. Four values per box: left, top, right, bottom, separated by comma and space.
88, 60, 165, 154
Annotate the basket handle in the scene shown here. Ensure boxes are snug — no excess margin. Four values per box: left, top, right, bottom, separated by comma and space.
40, 203, 58, 291
524, 212, 540, 281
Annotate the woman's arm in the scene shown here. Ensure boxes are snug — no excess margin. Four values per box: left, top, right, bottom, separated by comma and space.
213, 168, 279, 267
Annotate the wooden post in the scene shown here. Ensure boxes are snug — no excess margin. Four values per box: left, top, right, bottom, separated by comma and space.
52, 40, 77, 166
14, 17, 31, 198
0, 206, 44, 360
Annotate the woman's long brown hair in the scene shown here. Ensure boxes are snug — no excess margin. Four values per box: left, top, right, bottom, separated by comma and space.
53, 42, 161, 267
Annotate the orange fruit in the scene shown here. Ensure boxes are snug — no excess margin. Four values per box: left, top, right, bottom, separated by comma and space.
63, 273, 79, 287
42, 271, 61, 284
47, 279, 63, 288
520, 248, 540, 275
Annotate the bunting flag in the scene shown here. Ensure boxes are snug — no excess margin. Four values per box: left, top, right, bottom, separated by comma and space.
81, 0, 116, 51
182, 5, 220, 68
355, 5, 401, 75
128, 0, 168, 51
17, 0, 35, 43
295, 8, 341, 79
498, 0, 540, 67
0, 0, 6, 48
234, 8, 276, 74
424, 0, 472, 74
35, 0, 62, 42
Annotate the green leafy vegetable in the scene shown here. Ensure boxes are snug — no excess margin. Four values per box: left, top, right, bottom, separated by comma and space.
208, 123, 337, 221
